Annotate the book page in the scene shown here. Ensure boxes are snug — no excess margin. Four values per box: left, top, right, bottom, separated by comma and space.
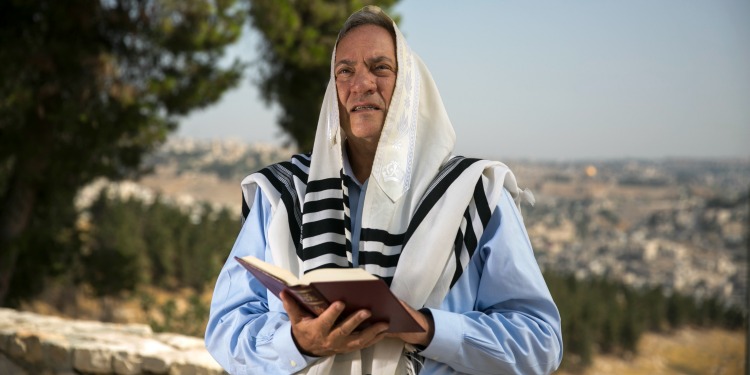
238, 255, 302, 286
300, 267, 377, 284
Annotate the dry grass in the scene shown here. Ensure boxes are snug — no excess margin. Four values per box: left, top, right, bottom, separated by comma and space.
19, 283, 215, 336
557, 328, 745, 375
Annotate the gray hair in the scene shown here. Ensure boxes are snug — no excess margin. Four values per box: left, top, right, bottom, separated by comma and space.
337, 5, 396, 44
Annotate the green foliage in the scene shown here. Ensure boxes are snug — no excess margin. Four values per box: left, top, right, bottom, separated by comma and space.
3, 190, 83, 305
545, 272, 745, 369
83, 193, 237, 295
83, 193, 234, 336
0, 0, 247, 304
84, 195, 150, 296
143, 293, 212, 337
249, 0, 401, 151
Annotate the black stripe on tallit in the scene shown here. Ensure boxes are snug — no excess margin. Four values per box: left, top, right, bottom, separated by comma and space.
473, 177, 492, 228
402, 157, 480, 247
302, 242, 349, 260
341, 173, 355, 189
462, 208, 478, 259
344, 214, 353, 254
292, 153, 312, 168
420, 156, 465, 204
241, 191, 250, 220
358, 251, 400, 269
307, 262, 351, 272
451, 228, 465, 287
341, 169, 354, 256
306, 178, 341, 193
303, 198, 343, 213
344, 215, 352, 231
257, 165, 304, 258
450, 178, 492, 288
270, 159, 311, 190
302, 218, 346, 238
286, 162, 309, 184
360, 228, 405, 246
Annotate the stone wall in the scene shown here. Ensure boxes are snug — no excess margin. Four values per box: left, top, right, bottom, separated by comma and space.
0, 308, 226, 375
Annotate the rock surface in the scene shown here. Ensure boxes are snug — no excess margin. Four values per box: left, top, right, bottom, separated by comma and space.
0, 308, 225, 375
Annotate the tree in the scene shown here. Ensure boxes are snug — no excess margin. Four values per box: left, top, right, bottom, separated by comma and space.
0, 0, 247, 305
248, 0, 400, 151
84, 194, 149, 296
81, 193, 235, 294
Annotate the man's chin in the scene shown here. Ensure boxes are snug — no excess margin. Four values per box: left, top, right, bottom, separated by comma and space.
349, 121, 384, 137
344, 124, 383, 147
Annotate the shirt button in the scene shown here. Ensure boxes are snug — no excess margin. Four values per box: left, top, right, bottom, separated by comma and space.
290, 360, 297, 367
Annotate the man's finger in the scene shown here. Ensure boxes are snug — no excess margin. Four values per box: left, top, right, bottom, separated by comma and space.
334, 309, 371, 337
340, 322, 389, 353
358, 322, 389, 346
280, 291, 308, 324
316, 301, 346, 332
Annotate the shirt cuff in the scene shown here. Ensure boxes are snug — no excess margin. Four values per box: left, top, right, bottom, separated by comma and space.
271, 320, 318, 372
416, 308, 462, 363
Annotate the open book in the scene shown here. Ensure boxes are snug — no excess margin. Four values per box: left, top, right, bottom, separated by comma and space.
234, 255, 424, 333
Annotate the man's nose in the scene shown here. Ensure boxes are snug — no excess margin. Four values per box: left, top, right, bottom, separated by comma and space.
350, 70, 376, 95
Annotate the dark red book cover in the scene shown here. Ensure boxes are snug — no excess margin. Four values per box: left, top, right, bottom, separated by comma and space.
235, 256, 424, 333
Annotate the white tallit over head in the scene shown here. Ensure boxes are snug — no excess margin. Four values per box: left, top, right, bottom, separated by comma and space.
241, 5, 532, 374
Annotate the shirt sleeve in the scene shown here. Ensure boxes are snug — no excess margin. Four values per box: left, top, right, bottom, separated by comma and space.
418, 189, 563, 375
204, 187, 318, 374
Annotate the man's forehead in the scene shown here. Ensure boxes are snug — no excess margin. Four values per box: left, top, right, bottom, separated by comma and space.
334, 25, 397, 62
335, 55, 395, 67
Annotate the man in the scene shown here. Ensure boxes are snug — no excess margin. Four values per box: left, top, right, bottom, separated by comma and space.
205, 6, 562, 375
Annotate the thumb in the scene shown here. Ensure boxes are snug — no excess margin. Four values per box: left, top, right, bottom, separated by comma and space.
280, 290, 310, 324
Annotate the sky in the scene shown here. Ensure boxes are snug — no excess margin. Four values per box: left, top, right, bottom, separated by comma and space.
177, 0, 750, 160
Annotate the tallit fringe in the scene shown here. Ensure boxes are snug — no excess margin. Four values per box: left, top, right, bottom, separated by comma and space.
404, 345, 423, 375
521, 187, 536, 206
405, 359, 417, 375
514, 187, 535, 216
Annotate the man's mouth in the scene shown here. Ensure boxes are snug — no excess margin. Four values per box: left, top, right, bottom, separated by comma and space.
351, 105, 380, 112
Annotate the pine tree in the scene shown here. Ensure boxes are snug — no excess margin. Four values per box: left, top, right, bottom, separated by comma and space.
0, 0, 247, 305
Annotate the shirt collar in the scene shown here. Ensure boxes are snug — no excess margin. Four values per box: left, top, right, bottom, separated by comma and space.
342, 142, 365, 187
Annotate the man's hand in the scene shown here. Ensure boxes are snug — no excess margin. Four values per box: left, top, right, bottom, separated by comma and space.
386, 300, 434, 347
280, 291, 389, 357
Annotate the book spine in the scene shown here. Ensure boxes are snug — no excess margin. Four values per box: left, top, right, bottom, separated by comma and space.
287, 285, 330, 316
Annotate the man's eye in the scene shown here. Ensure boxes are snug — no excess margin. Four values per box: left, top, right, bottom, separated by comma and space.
337, 68, 352, 76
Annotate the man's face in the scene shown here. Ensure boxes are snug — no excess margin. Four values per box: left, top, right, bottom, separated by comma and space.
334, 24, 397, 147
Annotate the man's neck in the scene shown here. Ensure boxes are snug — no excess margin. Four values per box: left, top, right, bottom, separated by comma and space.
345, 140, 377, 183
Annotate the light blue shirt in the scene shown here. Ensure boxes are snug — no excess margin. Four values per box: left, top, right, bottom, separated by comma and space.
205, 165, 563, 374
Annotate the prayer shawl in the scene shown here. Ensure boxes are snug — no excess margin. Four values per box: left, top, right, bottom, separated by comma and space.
240, 11, 532, 375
